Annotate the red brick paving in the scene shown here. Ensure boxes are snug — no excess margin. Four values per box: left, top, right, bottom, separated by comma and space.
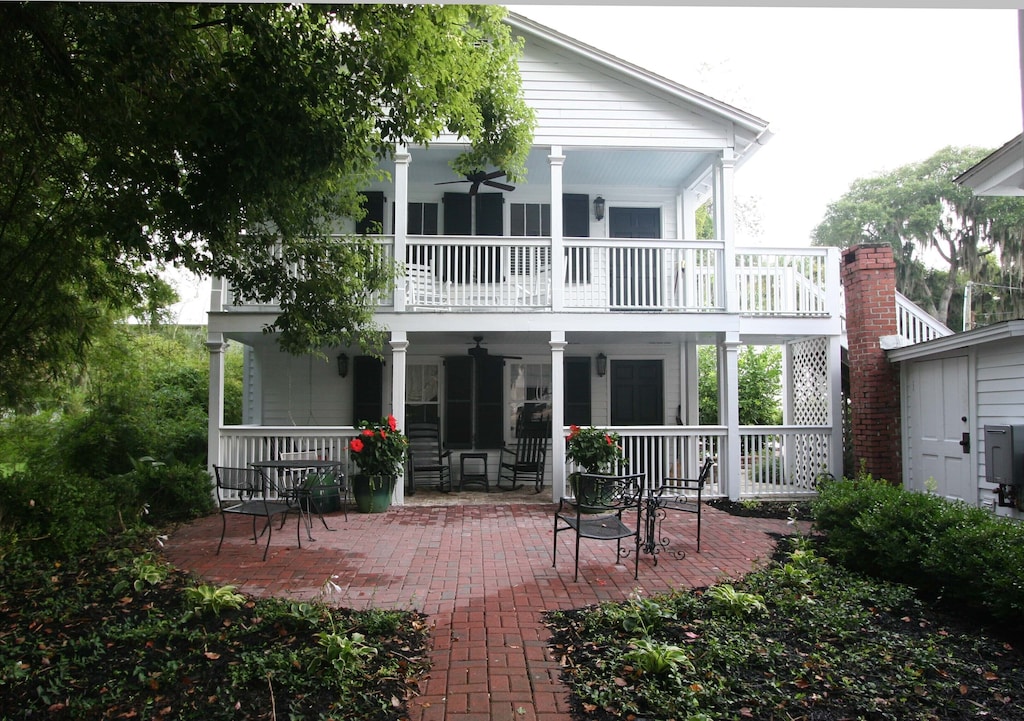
163, 502, 797, 721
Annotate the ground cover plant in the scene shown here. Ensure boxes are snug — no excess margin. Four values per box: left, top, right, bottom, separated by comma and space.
0, 530, 429, 720
547, 534, 1024, 721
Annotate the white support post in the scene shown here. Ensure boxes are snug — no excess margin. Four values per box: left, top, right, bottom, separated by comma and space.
390, 330, 408, 505
828, 334, 844, 480
720, 334, 742, 500
206, 334, 228, 487
393, 148, 410, 311
549, 330, 567, 501
549, 147, 566, 312
716, 151, 738, 314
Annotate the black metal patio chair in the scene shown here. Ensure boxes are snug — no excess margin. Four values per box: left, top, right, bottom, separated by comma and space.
645, 457, 714, 562
213, 465, 294, 561
553, 472, 646, 581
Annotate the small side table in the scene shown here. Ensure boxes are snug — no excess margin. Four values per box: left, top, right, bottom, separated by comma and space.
459, 452, 489, 491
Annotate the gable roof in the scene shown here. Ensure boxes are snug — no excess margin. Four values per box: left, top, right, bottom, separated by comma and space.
954, 133, 1024, 196
506, 12, 772, 169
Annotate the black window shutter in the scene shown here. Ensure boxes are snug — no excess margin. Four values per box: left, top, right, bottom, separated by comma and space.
563, 194, 590, 237
444, 356, 474, 449
357, 191, 385, 235
352, 356, 384, 426
443, 193, 472, 236
475, 193, 504, 236
564, 356, 592, 426
475, 356, 504, 448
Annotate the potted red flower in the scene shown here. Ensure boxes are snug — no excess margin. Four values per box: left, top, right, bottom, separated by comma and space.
349, 415, 408, 512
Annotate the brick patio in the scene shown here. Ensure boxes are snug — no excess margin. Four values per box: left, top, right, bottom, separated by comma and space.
163, 499, 799, 721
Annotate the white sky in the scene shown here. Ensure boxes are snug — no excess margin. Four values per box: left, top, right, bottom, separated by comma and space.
510, 5, 1024, 246
170, 4, 1024, 323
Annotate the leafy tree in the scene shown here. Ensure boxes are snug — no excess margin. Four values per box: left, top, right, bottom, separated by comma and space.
0, 3, 534, 408
812, 146, 1024, 327
697, 345, 782, 425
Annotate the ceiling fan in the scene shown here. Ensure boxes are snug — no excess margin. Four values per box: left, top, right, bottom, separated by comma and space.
435, 169, 515, 196
467, 336, 522, 361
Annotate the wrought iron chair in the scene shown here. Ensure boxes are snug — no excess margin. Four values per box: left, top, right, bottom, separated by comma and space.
498, 427, 549, 492
213, 466, 294, 561
553, 472, 646, 581
645, 457, 714, 563
406, 422, 453, 494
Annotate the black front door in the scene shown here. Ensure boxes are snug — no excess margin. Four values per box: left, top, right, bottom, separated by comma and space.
608, 207, 662, 308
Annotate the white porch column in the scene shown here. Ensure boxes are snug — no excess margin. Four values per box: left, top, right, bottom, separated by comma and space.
828, 334, 844, 479
549, 147, 566, 312
549, 330, 567, 501
720, 334, 742, 500
680, 188, 700, 240
390, 330, 408, 504
393, 147, 411, 311
206, 334, 228, 481
715, 151, 738, 314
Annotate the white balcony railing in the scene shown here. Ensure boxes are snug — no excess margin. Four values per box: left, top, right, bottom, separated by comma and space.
217, 237, 839, 317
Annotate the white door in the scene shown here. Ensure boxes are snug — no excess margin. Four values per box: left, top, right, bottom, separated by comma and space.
907, 356, 973, 503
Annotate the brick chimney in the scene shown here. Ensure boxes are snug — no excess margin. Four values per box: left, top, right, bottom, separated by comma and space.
841, 244, 902, 483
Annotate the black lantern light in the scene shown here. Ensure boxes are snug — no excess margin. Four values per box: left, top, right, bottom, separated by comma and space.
336, 353, 349, 378
595, 353, 607, 377
593, 195, 605, 221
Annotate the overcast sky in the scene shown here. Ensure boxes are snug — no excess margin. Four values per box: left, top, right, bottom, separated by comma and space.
510, 5, 1023, 245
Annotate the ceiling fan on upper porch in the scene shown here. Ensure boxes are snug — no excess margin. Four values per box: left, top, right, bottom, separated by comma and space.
435, 169, 515, 196
467, 336, 522, 361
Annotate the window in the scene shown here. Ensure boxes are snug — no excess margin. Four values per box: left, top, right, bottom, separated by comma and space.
510, 203, 551, 237
407, 203, 438, 235
406, 363, 440, 424
509, 363, 552, 438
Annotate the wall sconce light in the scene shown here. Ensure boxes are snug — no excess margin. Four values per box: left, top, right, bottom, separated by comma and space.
596, 353, 607, 377
593, 195, 605, 221
336, 353, 349, 378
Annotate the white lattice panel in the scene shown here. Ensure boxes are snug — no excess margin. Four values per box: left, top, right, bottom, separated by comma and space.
789, 337, 830, 426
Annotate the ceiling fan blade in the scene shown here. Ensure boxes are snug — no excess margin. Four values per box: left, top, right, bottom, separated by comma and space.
435, 180, 470, 186
480, 169, 506, 180
482, 180, 515, 192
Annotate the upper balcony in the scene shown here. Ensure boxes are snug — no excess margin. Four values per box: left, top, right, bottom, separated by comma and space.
215, 235, 841, 319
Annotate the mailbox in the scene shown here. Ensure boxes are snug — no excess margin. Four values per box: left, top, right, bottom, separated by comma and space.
984, 425, 1024, 486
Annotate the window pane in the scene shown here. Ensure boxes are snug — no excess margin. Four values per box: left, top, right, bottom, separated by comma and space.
509, 363, 552, 437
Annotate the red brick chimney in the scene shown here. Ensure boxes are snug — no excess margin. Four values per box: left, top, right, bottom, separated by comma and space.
841, 244, 902, 483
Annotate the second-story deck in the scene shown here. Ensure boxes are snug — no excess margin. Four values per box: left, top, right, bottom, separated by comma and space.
216, 235, 842, 320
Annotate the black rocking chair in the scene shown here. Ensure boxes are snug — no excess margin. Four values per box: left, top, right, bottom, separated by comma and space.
406, 422, 453, 494
498, 427, 549, 492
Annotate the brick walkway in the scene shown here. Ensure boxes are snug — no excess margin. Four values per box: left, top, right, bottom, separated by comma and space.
163, 501, 798, 721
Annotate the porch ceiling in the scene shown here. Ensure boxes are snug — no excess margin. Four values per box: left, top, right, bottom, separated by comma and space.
402, 145, 715, 194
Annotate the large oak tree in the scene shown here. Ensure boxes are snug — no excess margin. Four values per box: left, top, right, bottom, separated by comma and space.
0, 3, 534, 408
812, 146, 1024, 329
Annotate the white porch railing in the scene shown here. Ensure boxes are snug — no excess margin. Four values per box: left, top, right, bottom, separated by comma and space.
217, 237, 839, 317
895, 290, 953, 344
212, 424, 832, 502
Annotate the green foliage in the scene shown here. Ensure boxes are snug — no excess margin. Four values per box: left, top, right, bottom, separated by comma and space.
315, 631, 379, 676
0, 534, 431, 719
813, 475, 1024, 620
0, 4, 533, 402
547, 539, 1024, 720
182, 583, 247, 618
697, 344, 782, 425
813, 145, 1024, 327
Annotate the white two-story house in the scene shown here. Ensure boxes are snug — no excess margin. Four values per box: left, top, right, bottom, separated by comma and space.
205, 13, 845, 503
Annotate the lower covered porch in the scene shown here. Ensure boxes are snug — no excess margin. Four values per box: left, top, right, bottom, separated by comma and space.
207, 327, 843, 504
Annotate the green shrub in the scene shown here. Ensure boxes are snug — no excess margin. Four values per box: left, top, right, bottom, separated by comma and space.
113, 457, 214, 524
813, 475, 1024, 621
0, 469, 120, 559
